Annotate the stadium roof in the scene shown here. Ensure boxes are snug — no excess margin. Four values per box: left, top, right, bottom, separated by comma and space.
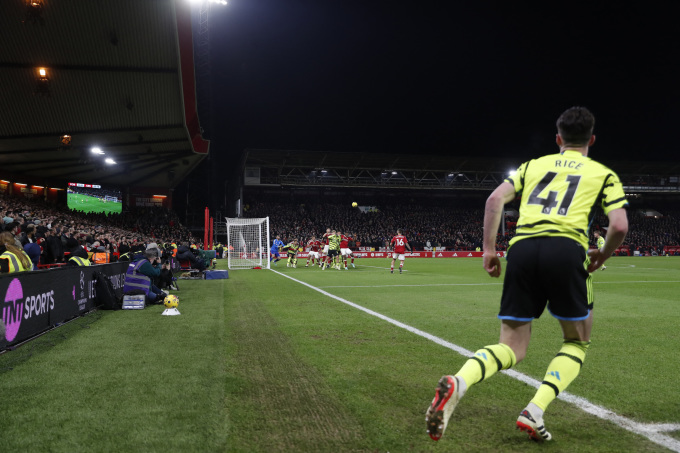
0, 1, 209, 190
242, 149, 680, 192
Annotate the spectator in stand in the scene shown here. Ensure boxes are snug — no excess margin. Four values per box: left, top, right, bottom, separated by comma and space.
21, 224, 36, 246
23, 242, 41, 270
4, 221, 22, 248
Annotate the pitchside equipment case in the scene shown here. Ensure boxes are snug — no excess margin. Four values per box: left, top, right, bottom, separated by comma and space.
204, 270, 229, 280
122, 294, 146, 310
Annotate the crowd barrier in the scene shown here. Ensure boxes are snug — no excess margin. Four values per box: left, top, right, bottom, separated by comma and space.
1, 262, 128, 351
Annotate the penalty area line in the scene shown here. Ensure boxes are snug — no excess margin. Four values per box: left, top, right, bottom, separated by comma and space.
270, 268, 680, 452
319, 280, 680, 289
320, 282, 503, 289
358, 264, 409, 272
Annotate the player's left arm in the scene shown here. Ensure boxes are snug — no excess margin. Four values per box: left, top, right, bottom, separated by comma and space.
483, 181, 516, 277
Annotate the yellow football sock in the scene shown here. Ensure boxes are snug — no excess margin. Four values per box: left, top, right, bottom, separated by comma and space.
456, 343, 516, 387
531, 340, 590, 411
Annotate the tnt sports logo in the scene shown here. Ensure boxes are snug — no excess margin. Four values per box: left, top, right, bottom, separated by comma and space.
2, 278, 24, 342
2, 278, 55, 343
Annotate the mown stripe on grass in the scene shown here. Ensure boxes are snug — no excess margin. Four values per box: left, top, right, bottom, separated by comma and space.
227, 291, 366, 451
271, 269, 680, 453
319, 280, 680, 289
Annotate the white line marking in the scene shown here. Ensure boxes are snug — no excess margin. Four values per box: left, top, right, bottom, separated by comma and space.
270, 269, 680, 452
319, 281, 679, 289
596, 281, 680, 284
358, 264, 409, 272
320, 283, 502, 288
613, 266, 674, 271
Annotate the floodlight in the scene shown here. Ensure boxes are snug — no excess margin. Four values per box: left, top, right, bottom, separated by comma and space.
35, 67, 50, 96
105, 158, 116, 165
91, 147, 104, 155
508, 170, 517, 177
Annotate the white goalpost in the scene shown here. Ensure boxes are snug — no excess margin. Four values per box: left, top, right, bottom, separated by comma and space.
226, 217, 270, 269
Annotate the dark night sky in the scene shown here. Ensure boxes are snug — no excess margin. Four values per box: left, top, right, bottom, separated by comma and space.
201, 1, 680, 164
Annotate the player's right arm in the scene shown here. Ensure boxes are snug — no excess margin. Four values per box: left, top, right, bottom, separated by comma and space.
587, 208, 628, 272
483, 181, 516, 277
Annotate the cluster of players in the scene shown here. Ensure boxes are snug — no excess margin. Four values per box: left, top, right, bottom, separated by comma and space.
269, 228, 412, 273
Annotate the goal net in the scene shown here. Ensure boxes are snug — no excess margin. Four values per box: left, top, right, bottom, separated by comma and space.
226, 217, 270, 269
104, 195, 118, 203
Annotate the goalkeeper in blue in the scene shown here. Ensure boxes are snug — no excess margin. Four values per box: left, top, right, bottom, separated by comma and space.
283, 239, 300, 268
269, 235, 284, 266
425, 107, 628, 443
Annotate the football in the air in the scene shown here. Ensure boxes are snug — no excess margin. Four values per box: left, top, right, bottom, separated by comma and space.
164, 294, 179, 308
352, 202, 358, 207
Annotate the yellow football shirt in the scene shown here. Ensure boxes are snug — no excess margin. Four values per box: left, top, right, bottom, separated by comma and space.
506, 150, 628, 250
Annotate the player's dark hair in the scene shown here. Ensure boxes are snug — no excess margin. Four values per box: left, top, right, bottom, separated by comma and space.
556, 106, 595, 146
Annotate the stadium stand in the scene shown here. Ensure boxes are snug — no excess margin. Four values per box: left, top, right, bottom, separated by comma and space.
0, 1, 208, 199
242, 192, 680, 253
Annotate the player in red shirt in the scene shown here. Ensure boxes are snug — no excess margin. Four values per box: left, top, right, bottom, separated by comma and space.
390, 229, 412, 274
340, 231, 355, 270
305, 236, 322, 267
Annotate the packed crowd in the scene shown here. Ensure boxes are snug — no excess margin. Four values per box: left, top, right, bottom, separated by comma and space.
0, 192, 199, 269
244, 197, 509, 251
593, 209, 680, 254
244, 196, 680, 253
2, 189, 679, 273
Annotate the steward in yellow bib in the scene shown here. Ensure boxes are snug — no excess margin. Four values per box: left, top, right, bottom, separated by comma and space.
0, 231, 32, 273
68, 256, 91, 266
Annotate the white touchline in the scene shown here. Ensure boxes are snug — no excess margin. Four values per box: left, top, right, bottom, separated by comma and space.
271, 269, 680, 452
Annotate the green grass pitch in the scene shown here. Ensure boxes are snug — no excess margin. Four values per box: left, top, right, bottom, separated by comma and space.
67, 192, 122, 215
0, 257, 678, 452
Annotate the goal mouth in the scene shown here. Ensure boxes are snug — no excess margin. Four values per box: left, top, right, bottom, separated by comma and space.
226, 217, 270, 270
